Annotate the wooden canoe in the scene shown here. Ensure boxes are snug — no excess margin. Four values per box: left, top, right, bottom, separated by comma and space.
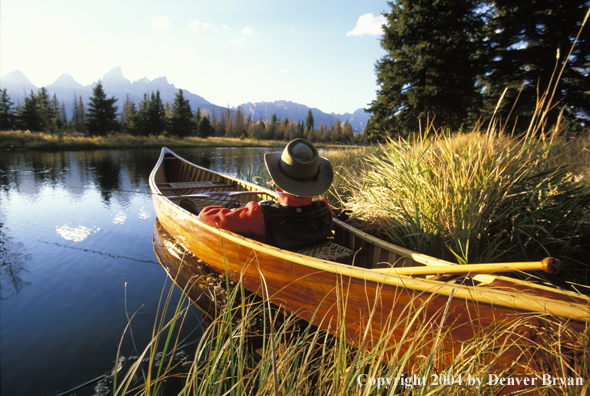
150, 147, 589, 380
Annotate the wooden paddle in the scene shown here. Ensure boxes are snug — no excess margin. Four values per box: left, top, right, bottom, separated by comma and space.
166, 191, 271, 200
372, 257, 563, 276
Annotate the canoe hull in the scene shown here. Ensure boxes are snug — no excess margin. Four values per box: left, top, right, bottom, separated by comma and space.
150, 147, 590, 383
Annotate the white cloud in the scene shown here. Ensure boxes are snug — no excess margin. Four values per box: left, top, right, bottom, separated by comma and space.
151, 16, 172, 32
202, 22, 214, 30
242, 27, 253, 35
150, 16, 172, 32
189, 20, 200, 31
346, 13, 386, 36
222, 24, 230, 30
230, 37, 246, 45
279, 69, 288, 74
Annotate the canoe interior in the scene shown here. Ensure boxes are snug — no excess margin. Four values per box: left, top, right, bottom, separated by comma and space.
153, 149, 431, 271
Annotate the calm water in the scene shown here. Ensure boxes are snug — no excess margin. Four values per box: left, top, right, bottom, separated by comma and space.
0, 147, 269, 396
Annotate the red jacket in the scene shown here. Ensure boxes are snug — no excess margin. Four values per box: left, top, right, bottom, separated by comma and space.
198, 189, 332, 243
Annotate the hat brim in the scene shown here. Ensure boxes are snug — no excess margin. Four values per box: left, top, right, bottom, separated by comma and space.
264, 152, 334, 197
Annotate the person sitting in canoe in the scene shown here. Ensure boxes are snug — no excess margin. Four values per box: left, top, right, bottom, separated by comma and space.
198, 138, 334, 248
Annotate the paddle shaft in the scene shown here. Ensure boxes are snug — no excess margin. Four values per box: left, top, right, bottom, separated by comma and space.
373, 257, 562, 276
166, 191, 270, 200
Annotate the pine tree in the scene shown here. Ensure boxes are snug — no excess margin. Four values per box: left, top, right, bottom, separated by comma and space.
485, 0, 590, 129
168, 89, 195, 138
0, 89, 16, 130
233, 106, 246, 138
305, 109, 315, 135
223, 106, 232, 137
366, 0, 485, 140
123, 100, 139, 135
37, 87, 54, 132
85, 81, 119, 136
71, 94, 86, 133
146, 90, 167, 136
198, 115, 214, 138
50, 94, 64, 132
136, 93, 150, 136
194, 107, 202, 136
20, 91, 43, 131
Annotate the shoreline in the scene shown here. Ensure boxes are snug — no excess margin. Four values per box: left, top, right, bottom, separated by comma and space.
0, 130, 355, 151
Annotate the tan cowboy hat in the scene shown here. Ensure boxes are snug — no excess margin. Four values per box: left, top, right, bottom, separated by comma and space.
264, 138, 334, 197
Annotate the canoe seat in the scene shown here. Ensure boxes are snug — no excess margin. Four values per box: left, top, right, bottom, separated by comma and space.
169, 181, 218, 188
292, 241, 355, 263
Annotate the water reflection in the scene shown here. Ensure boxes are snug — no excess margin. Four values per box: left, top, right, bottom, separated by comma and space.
0, 146, 270, 396
0, 224, 33, 300
88, 151, 123, 203
152, 218, 229, 320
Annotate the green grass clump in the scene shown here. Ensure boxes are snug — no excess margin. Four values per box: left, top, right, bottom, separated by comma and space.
337, 128, 590, 270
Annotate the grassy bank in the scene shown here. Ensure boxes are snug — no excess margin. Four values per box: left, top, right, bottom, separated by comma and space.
111, 276, 589, 396
0, 130, 352, 151
324, 131, 590, 283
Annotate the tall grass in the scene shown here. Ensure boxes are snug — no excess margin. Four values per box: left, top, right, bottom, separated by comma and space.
114, 268, 590, 396
337, 129, 590, 269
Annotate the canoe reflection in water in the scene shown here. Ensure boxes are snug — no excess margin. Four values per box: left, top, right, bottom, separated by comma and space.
152, 218, 233, 323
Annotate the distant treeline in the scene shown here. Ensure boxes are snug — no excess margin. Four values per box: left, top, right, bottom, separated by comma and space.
0, 84, 362, 144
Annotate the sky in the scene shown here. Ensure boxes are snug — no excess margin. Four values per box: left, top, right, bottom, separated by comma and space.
1, 0, 389, 114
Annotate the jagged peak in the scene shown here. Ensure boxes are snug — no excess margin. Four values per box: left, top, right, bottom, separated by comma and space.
1, 70, 33, 84
103, 66, 126, 81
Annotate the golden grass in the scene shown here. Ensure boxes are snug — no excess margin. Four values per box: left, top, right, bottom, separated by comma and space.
0, 130, 352, 151
331, 128, 590, 268
114, 271, 590, 396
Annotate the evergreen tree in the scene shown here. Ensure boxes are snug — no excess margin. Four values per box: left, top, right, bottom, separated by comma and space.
194, 107, 202, 137
50, 94, 64, 132
37, 87, 54, 132
233, 106, 246, 138
146, 90, 167, 136
198, 115, 214, 138
366, 0, 485, 140
60, 102, 67, 125
71, 94, 86, 133
485, 0, 590, 128
223, 106, 232, 137
123, 100, 139, 135
296, 121, 305, 139
305, 109, 315, 134
85, 81, 119, 136
135, 93, 150, 136
0, 89, 16, 130
20, 91, 43, 131
168, 89, 195, 138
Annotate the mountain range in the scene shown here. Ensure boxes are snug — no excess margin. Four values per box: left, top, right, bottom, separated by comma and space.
0, 67, 370, 133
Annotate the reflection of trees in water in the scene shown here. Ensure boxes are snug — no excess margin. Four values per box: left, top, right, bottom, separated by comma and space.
88, 151, 122, 203
0, 224, 33, 300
